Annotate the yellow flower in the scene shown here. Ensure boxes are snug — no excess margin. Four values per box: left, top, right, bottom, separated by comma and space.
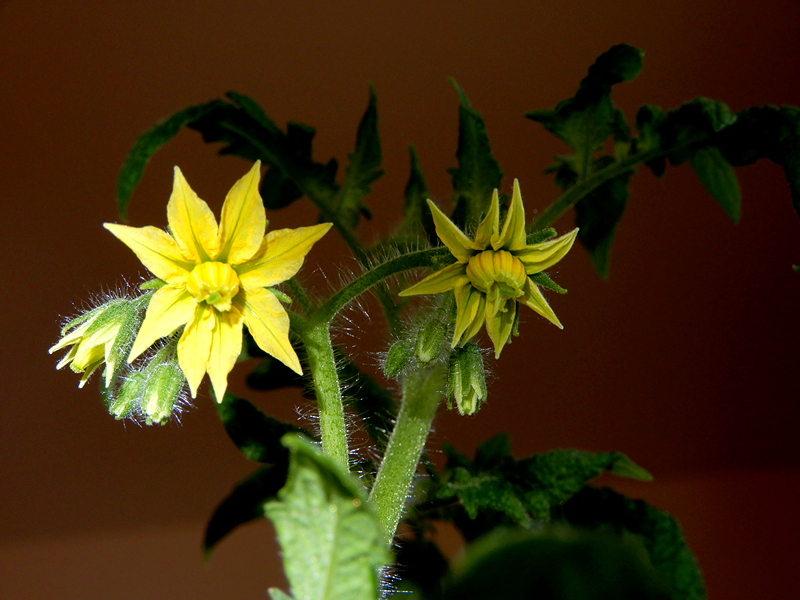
104, 162, 331, 400
399, 180, 577, 358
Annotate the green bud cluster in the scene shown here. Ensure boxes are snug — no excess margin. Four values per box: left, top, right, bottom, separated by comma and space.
446, 342, 487, 415
383, 297, 452, 378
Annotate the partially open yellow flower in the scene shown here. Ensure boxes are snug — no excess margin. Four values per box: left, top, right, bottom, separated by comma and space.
400, 180, 577, 358
104, 162, 331, 400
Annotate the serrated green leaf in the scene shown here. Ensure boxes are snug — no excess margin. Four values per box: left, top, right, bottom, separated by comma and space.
559, 487, 706, 600
116, 100, 226, 219
336, 86, 383, 228
444, 526, 670, 600
188, 92, 339, 211
265, 435, 389, 600
447, 80, 503, 229
527, 44, 643, 181
216, 392, 312, 463
397, 145, 436, 243
574, 171, 633, 278
608, 452, 653, 481
690, 146, 742, 222
659, 97, 737, 166
203, 464, 288, 557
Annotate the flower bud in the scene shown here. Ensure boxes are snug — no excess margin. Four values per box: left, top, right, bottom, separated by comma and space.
414, 318, 448, 366
49, 298, 140, 388
384, 339, 414, 378
446, 343, 487, 415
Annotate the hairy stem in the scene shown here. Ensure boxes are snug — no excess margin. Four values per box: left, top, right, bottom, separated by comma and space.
297, 320, 349, 471
368, 366, 444, 545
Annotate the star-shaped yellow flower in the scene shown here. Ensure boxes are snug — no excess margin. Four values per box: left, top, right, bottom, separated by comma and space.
400, 180, 577, 358
104, 162, 331, 400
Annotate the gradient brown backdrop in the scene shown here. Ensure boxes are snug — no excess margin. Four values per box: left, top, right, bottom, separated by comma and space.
2, 1, 799, 598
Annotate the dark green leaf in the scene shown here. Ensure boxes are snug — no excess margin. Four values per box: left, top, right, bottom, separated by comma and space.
116, 100, 226, 219
203, 464, 288, 557
444, 526, 670, 600
778, 106, 800, 219
398, 145, 436, 243
527, 44, 643, 181
658, 97, 736, 166
246, 355, 307, 391
635, 104, 667, 176
216, 392, 312, 463
690, 146, 742, 221
558, 487, 706, 600
574, 171, 633, 278
188, 92, 339, 211
265, 435, 389, 600
336, 86, 383, 228
447, 80, 503, 229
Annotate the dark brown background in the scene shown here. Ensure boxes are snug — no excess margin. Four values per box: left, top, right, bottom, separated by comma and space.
2, 1, 799, 598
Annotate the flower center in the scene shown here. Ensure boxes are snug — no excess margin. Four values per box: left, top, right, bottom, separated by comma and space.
186, 261, 240, 312
466, 249, 527, 298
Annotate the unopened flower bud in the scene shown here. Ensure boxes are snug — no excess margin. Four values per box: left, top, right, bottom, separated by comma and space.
49, 298, 140, 388
446, 343, 487, 415
415, 318, 448, 366
384, 339, 414, 378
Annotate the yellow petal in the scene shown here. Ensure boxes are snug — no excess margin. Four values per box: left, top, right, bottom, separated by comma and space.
218, 162, 267, 265
472, 189, 500, 250
516, 228, 579, 274
206, 305, 244, 401
104, 223, 195, 281
129, 286, 196, 361
520, 278, 563, 329
492, 179, 527, 251
178, 304, 215, 397
484, 296, 516, 358
167, 167, 219, 262
237, 223, 332, 288
238, 287, 302, 374
452, 284, 486, 347
427, 199, 474, 262
398, 262, 468, 297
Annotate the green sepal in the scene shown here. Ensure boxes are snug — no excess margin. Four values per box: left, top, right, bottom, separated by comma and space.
116, 100, 226, 219
574, 169, 633, 278
215, 392, 314, 463
525, 227, 558, 245
139, 278, 166, 291
557, 486, 706, 600
203, 463, 289, 558
690, 146, 742, 222
384, 338, 414, 378
268, 287, 293, 304
447, 79, 503, 230
443, 525, 670, 600
530, 272, 567, 294
265, 434, 389, 600
336, 86, 383, 228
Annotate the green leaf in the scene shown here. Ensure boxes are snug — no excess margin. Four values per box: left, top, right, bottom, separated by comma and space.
444, 526, 670, 600
558, 486, 706, 600
777, 106, 800, 219
216, 392, 313, 463
635, 104, 667, 176
246, 354, 307, 391
265, 435, 389, 600
527, 44, 643, 180
690, 146, 742, 221
574, 170, 633, 278
658, 97, 737, 166
203, 464, 288, 557
397, 145, 436, 243
447, 80, 503, 229
188, 92, 339, 211
116, 100, 226, 219
336, 86, 383, 228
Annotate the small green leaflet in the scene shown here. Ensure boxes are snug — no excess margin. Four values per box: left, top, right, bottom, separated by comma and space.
336, 86, 383, 228
265, 435, 389, 600
690, 146, 742, 222
116, 100, 226, 219
447, 80, 503, 230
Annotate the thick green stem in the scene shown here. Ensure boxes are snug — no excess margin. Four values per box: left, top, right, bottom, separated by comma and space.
299, 322, 349, 471
368, 367, 444, 545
